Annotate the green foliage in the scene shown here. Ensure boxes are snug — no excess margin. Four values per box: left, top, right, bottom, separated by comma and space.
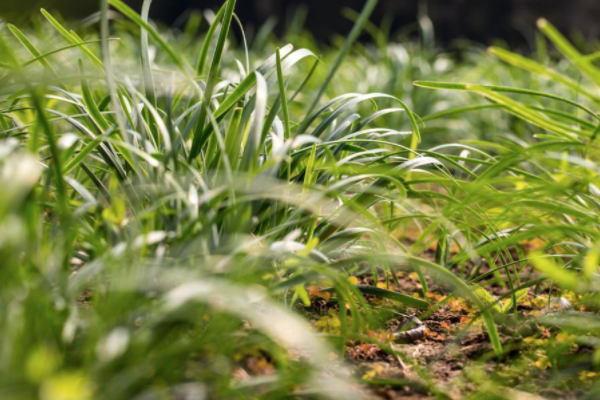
0, 3, 600, 400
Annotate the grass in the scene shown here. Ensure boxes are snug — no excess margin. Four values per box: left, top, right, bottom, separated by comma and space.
1, 1, 600, 399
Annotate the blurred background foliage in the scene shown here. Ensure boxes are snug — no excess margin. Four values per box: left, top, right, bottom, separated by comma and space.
2, 0, 600, 47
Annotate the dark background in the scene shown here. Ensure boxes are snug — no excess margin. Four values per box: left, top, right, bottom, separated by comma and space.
2, 0, 600, 46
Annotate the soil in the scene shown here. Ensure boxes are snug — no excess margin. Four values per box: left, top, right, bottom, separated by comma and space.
309, 248, 592, 399
233, 247, 596, 399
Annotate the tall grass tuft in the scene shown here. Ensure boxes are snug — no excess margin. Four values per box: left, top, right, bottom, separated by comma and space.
0, 1, 600, 399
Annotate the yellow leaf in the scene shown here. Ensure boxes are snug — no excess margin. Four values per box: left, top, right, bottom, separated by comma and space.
307, 286, 331, 301
362, 369, 377, 380
26, 346, 60, 383
533, 355, 551, 370
314, 310, 341, 334
584, 244, 600, 279
555, 333, 576, 343
40, 372, 93, 400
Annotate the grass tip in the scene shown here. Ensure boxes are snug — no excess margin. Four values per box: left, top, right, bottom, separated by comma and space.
487, 46, 499, 55
537, 18, 548, 28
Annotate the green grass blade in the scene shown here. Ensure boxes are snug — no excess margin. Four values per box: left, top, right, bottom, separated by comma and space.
188, 72, 258, 158
140, 0, 157, 108
222, 107, 243, 171
276, 48, 291, 139
239, 72, 267, 172
196, 3, 227, 76
529, 252, 584, 292
414, 81, 586, 139
40, 9, 103, 69
7, 24, 55, 73
189, 0, 237, 160
20, 39, 118, 68
488, 46, 600, 103
214, 72, 257, 119
301, 0, 379, 121
537, 18, 600, 88
107, 0, 192, 73
30, 90, 69, 215
354, 285, 429, 308
79, 60, 110, 131
64, 133, 108, 174
414, 80, 599, 120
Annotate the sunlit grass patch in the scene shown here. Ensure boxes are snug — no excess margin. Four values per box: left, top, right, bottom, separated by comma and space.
0, 1, 600, 399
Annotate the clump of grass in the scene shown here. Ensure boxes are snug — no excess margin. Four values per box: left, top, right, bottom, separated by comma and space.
1, 1, 600, 399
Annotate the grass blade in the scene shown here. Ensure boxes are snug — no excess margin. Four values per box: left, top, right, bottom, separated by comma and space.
108, 0, 192, 73
276, 48, 291, 139
196, 3, 227, 76
354, 285, 429, 308
7, 24, 55, 74
488, 46, 600, 103
41, 9, 103, 69
301, 0, 379, 121
189, 0, 237, 160
140, 0, 157, 108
